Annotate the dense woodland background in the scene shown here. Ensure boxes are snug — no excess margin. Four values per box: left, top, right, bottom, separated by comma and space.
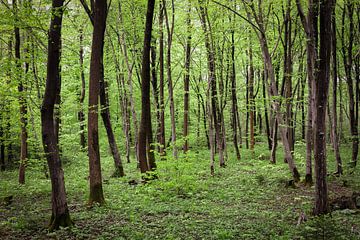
0, 0, 359, 239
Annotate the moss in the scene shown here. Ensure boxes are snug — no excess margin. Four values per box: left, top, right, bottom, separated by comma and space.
48, 210, 73, 231
111, 166, 125, 178
88, 184, 105, 206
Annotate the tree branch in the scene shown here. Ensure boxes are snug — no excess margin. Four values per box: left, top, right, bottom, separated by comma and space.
211, 0, 263, 34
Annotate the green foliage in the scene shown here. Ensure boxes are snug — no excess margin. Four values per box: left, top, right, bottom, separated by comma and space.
1, 145, 360, 239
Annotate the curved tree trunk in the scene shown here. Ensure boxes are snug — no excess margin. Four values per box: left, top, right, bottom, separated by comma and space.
41, 0, 72, 230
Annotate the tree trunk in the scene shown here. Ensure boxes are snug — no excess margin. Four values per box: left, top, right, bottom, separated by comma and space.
283, 0, 294, 156
41, 0, 72, 230
341, 1, 358, 166
164, 0, 177, 159
183, 0, 191, 154
248, 47, 255, 153
88, 0, 107, 205
296, 0, 319, 185
313, 0, 333, 215
198, 0, 225, 168
158, 0, 166, 156
99, 80, 125, 177
138, 0, 156, 174
78, 30, 86, 150
331, 8, 342, 175
262, 71, 272, 150
245, 1, 300, 181
13, 0, 27, 184
230, 20, 241, 160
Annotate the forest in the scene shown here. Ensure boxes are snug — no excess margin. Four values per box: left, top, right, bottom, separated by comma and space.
0, 0, 359, 239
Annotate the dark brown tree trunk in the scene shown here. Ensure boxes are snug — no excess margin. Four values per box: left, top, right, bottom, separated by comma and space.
158, 0, 166, 156
13, 0, 27, 184
262, 71, 272, 150
313, 0, 333, 216
100, 80, 125, 177
138, 0, 156, 174
283, 0, 294, 156
230, 20, 240, 160
331, 8, 342, 175
41, 0, 72, 230
88, 0, 107, 205
183, 0, 191, 154
79, 30, 86, 150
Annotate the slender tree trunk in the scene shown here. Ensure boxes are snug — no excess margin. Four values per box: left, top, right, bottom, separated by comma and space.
158, 0, 166, 156
88, 0, 107, 205
283, 0, 294, 155
164, 0, 177, 158
331, 8, 342, 175
78, 30, 86, 150
198, 0, 225, 168
0, 114, 5, 171
245, 1, 300, 181
150, 44, 161, 153
230, 20, 240, 160
99, 80, 125, 177
313, 0, 333, 215
138, 0, 156, 174
296, 0, 319, 185
262, 71, 272, 150
13, 0, 27, 184
41, 0, 72, 230
183, 0, 191, 154
341, 2, 358, 166
117, 2, 139, 163
248, 47, 255, 153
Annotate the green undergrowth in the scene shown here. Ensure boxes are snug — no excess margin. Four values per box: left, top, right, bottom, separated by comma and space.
1, 143, 360, 239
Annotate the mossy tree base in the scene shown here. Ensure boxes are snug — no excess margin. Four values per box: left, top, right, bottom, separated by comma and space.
88, 184, 105, 206
49, 211, 73, 231
111, 167, 125, 178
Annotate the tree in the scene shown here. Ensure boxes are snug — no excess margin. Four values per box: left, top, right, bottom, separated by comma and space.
80, 0, 125, 178
87, 0, 108, 205
183, 0, 191, 154
164, 0, 178, 158
340, 1, 358, 167
296, 0, 319, 185
313, 0, 333, 216
138, 0, 156, 174
41, 0, 72, 230
12, 0, 28, 185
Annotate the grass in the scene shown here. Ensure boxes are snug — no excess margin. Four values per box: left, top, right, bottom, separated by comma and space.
1, 142, 360, 239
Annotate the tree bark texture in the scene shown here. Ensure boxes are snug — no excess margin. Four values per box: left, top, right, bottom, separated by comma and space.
88, 0, 107, 205
138, 0, 156, 174
41, 0, 72, 230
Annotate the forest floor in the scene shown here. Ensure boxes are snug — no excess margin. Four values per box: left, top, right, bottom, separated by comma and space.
1, 143, 360, 239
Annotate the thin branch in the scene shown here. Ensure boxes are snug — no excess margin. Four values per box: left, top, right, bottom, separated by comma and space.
79, 0, 94, 25
211, 0, 263, 34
